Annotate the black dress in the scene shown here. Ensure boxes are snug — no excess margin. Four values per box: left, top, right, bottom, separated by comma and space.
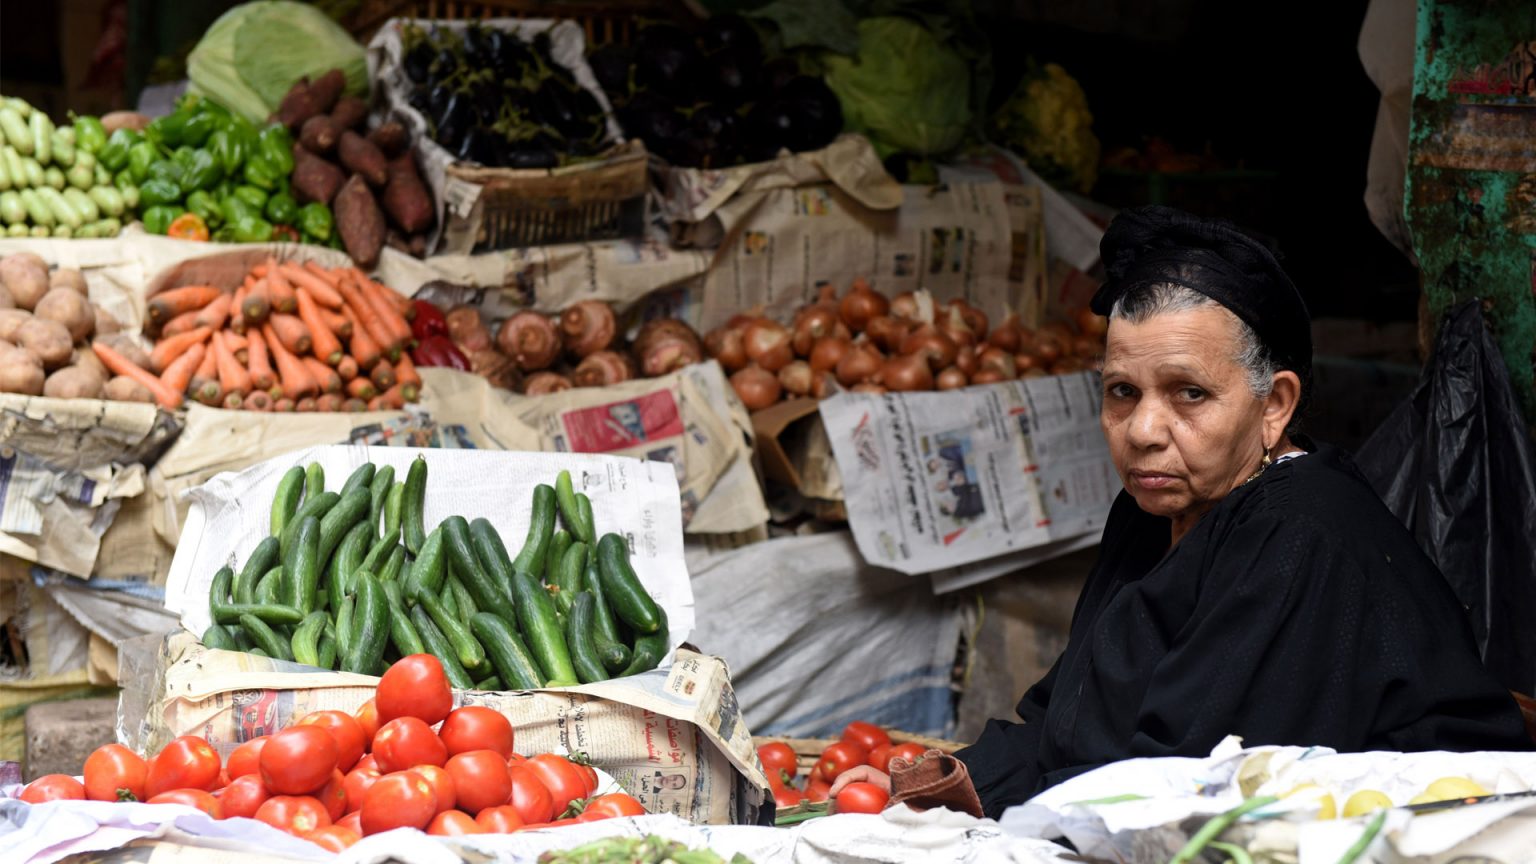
956, 443, 1533, 819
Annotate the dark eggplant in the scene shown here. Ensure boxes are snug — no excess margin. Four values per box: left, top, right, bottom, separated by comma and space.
404, 41, 434, 83
634, 24, 701, 102
428, 83, 454, 118
429, 48, 459, 84
408, 84, 433, 116
706, 52, 758, 106
507, 141, 558, 169
781, 76, 843, 152
744, 99, 795, 162
472, 82, 501, 121
535, 82, 598, 141
488, 30, 535, 79
700, 14, 762, 66
463, 24, 494, 67
691, 103, 739, 150
588, 44, 633, 100
615, 93, 683, 149
435, 93, 472, 153
762, 57, 802, 94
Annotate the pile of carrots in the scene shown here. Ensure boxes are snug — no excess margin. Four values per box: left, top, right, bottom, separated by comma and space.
92, 259, 422, 412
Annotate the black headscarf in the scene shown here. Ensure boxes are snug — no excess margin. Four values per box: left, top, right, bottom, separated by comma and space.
1091, 206, 1312, 413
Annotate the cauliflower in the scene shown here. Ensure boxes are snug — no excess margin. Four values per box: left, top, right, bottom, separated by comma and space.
992, 63, 1101, 194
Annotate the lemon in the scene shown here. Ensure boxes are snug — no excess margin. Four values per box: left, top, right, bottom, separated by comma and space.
1422, 776, 1490, 801
1342, 789, 1393, 817
1282, 783, 1337, 820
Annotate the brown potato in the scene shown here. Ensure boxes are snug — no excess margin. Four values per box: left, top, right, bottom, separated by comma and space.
44, 366, 105, 399
100, 333, 153, 371
0, 253, 49, 310
73, 346, 108, 382
104, 375, 154, 403
93, 304, 122, 336
0, 360, 45, 395
0, 309, 28, 341
16, 318, 74, 368
49, 268, 88, 294
0, 342, 36, 367
0, 282, 13, 309
35, 288, 94, 342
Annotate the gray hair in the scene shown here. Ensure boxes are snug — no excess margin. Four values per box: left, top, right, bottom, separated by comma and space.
1108, 282, 1280, 399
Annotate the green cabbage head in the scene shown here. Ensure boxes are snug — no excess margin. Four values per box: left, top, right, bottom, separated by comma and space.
822, 17, 971, 157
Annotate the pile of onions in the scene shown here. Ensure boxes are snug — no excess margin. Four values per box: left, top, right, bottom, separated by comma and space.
523, 371, 572, 395
559, 300, 617, 358
731, 364, 781, 410
496, 311, 562, 371
634, 318, 704, 378
574, 350, 635, 387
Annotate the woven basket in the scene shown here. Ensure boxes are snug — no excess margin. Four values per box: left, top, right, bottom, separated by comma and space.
753, 731, 966, 776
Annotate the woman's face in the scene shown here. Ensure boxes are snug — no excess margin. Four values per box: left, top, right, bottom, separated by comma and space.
1099, 305, 1285, 533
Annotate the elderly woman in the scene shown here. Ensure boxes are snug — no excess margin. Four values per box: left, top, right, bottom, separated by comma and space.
832, 206, 1532, 818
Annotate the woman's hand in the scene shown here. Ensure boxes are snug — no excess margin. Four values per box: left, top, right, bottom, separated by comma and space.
828, 765, 891, 797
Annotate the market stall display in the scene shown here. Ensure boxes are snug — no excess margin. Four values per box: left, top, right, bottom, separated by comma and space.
0, 98, 132, 239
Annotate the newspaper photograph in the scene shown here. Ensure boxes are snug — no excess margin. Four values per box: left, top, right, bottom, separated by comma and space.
819, 371, 1119, 575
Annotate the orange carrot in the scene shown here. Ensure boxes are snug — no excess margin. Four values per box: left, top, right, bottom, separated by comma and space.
375, 385, 405, 410
231, 284, 249, 334
245, 390, 273, 412
92, 341, 184, 410
150, 326, 213, 373
319, 306, 352, 340
369, 359, 396, 391
274, 397, 296, 412
346, 377, 377, 400
337, 277, 396, 359
243, 279, 272, 327
343, 304, 382, 370
224, 331, 248, 363
159, 342, 205, 398
191, 341, 222, 405
263, 323, 318, 399
159, 309, 203, 340
316, 394, 345, 412
304, 260, 340, 285
302, 356, 342, 394
363, 273, 414, 320
265, 260, 297, 313
394, 354, 422, 402
222, 391, 245, 410
244, 274, 260, 292
342, 397, 367, 412
267, 313, 313, 356
212, 331, 252, 395
358, 276, 412, 348
335, 355, 359, 381
281, 263, 344, 309
246, 329, 276, 391
147, 285, 221, 327
252, 263, 269, 278
194, 293, 233, 331
295, 288, 343, 365
296, 397, 318, 412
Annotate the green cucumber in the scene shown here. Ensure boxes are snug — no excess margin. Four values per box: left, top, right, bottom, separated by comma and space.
402, 456, 427, 555
567, 592, 609, 684
412, 606, 474, 689
472, 675, 503, 691
270, 466, 305, 537
596, 533, 661, 634
509, 569, 577, 686
304, 462, 325, 499
417, 583, 486, 669
318, 489, 370, 563
254, 566, 283, 605
469, 516, 515, 583
381, 580, 426, 657
283, 515, 321, 614
405, 526, 446, 602
209, 566, 233, 613
202, 623, 238, 651
291, 610, 328, 667
240, 612, 293, 661
332, 521, 372, 598
344, 571, 389, 674
234, 537, 280, 605
379, 545, 405, 583
446, 516, 517, 623
544, 530, 572, 586
574, 493, 595, 547
510, 485, 556, 575
553, 542, 586, 616
280, 491, 338, 559
211, 602, 304, 627
381, 482, 405, 546
335, 592, 356, 661
555, 470, 594, 545
583, 561, 628, 670
317, 633, 337, 670
470, 612, 545, 691
439, 577, 459, 617
620, 607, 669, 677
368, 465, 395, 538
446, 572, 477, 618
338, 462, 375, 499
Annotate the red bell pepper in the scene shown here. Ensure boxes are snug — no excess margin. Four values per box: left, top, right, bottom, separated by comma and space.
412, 334, 470, 371
411, 299, 449, 342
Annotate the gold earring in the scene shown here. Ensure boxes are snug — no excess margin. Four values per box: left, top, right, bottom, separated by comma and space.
1261, 446, 1272, 468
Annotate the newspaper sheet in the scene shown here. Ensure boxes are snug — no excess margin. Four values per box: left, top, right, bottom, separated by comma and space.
136, 634, 768, 826
164, 444, 695, 656
819, 372, 1119, 575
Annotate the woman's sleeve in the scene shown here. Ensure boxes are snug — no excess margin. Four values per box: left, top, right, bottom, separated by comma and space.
955, 655, 1059, 819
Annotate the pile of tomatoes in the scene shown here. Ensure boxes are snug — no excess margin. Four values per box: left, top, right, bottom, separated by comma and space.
12, 655, 645, 851
757, 721, 927, 815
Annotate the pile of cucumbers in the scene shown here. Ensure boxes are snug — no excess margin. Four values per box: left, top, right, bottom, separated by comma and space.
0, 96, 132, 238
203, 456, 669, 689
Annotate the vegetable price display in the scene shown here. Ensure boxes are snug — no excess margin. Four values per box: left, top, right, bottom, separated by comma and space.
9, 653, 652, 849
0, 97, 131, 239
206, 458, 666, 687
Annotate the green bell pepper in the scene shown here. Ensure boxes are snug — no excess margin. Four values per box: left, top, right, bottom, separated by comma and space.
186, 189, 222, 226
242, 155, 280, 191
113, 170, 135, 191
146, 110, 192, 149
97, 129, 140, 173
297, 202, 333, 242
138, 178, 181, 208
181, 111, 220, 147
221, 193, 258, 224
208, 121, 254, 178
73, 117, 107, 154
265, 192, 298, 226
257, 126, 295, 175
172, 146, 196, 169
146, 159, 184, 187
234, 184, 268, 211
142, 205, 184, 236
127, 142, 158, 184
231, 214, 274, 243
183, 149, 223, 192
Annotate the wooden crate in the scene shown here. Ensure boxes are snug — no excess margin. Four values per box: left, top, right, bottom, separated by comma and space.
344, 0, 691, 45
753, 731, 967, 776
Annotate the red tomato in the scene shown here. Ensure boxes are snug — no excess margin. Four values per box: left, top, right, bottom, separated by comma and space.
84, 744, 147, 802
576, 763, 598, 795
428, 809, 483, 835
306, 825, 360, 852
343, 764, 381, 813
148, 788, 223, 818
757, 741, 798, 782
804, 778, 831, 803
772, 782, 805, 809
255, 795, 331, 836
506, 752, 527, 767
579, 793, 645, 820
217, 773, 270, 820
259, 726, 338, 795
887, 742, 927, 768
841, 721, 891, 753
354, 754, 377, 774
20, 774, 85, 803
334, 810, 363, 835
376, 655, 453, 726
506, 764, 555, 824
439, 706, 514, 758
372, 716, 447, 773
833, 781, 890, 814
297, 711, 367, 772
361, 771, 437, 835
444, 750, 512, 815
225, 737, 268, 780
315, 769, 348, 821
524, 754, 588, 816
866, 744, 894, 773
147, 736, 222, 797
817, 741, 867, 781
354, 699, 381, 743
411, 764, 457, 815
474, 804, 526, 833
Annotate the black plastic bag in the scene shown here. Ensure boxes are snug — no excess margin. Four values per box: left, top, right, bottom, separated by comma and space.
1356, 300, 1536, 696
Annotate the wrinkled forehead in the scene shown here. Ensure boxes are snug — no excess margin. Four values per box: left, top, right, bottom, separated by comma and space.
1103, 306, 1245, 376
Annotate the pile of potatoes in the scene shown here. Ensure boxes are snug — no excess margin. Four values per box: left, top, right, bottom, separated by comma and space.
0, 251, 153, 402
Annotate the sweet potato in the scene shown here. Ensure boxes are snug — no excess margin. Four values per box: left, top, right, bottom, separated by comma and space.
104, 375, 154, 403
92, 304, 122, 335
300, 114, 339, 154
330, 95, 368, 132
367, 122, 409, 158
0, 309, 29, 341
292, 145, 346, 205
307, 69, 346, 115
101, 111, 150, 134
49, 268, 87, 294
334, 174, 386, 269
44, 365, 104, 399
17, 318, 73, 369
382, 153, 433, 234
338, 131, 387, 187
35, 288, 94, 342
1, 253, 49, 310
